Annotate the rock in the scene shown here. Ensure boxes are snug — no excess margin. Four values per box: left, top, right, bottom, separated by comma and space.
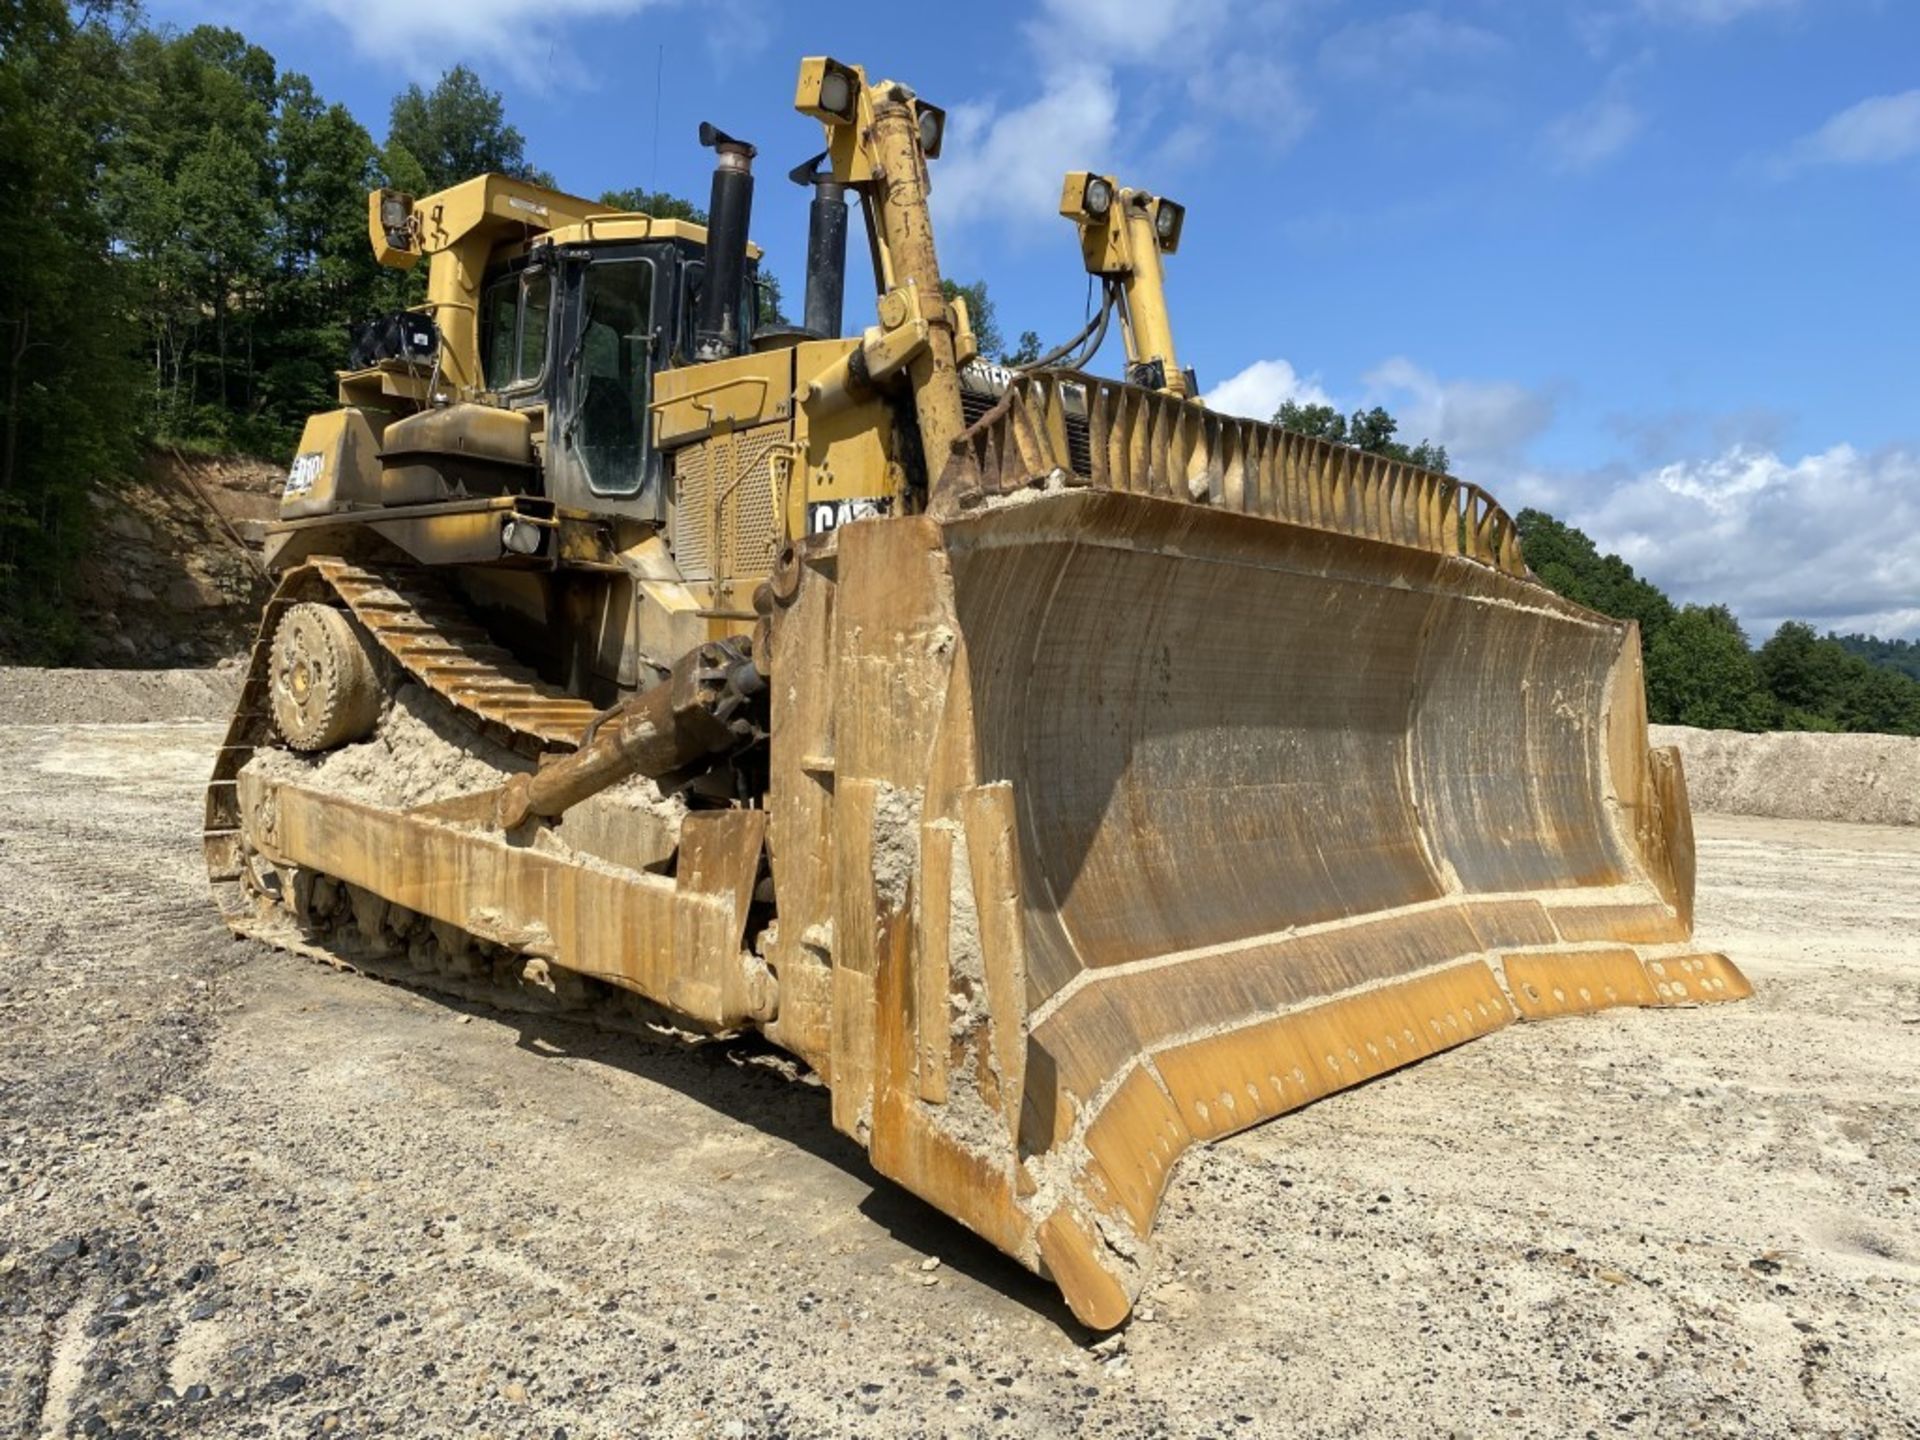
919, 1256, 941, 1272
502, 1382, 528, 1403
45, 1235, 88, 1264
275, 1372, 307, 1395
164, 572, 228, 611
106, 511, 155, 543
182, 1384, 212, 1403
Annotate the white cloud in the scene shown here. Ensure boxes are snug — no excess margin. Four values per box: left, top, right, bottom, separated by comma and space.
1027, 0, 1234, 68
1204, 358, 1333, 421
1541, 94, 1644, 172
931, 66, 1121, 241
1580, 0, 1796, 56
1203, 350, 1920, 642
1363, 357, 1558, 466
287, 0, 669, 83
1566, 443, 1920, 640
1318, 10, 1505, 81
932, 0, 1312, 239
1776, 90, 1920, 174
1634, 0, 1798, 22
1196, 52, 1314, 153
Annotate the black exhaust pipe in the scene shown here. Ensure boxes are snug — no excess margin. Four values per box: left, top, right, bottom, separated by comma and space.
789, 152, 848, 340
694, 122, 756, 362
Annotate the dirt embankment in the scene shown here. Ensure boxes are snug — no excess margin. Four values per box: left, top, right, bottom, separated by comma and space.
69, 452, 282, 667
1655, 724, 1920, 827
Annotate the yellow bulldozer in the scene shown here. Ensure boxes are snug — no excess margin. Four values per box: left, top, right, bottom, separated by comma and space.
205, 57, 1748, 1328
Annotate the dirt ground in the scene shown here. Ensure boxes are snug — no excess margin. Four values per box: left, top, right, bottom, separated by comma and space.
2, 697, 1916, 1438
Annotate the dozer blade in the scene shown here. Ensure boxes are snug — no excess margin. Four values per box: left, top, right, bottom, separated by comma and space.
759, 372, 1747, 1329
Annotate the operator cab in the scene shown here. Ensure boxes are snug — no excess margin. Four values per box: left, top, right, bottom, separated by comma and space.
477, 231, 766, 522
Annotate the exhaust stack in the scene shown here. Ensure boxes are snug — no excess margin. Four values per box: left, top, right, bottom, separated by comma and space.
789, 152, 848, 339
694, 123, 756, 362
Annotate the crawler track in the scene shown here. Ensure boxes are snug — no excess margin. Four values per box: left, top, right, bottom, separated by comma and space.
199, 559, 712, 1041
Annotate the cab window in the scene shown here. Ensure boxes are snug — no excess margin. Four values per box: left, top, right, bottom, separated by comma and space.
480, 267, 552, 390
677, 258, 758, 362
571, 258, 654, 495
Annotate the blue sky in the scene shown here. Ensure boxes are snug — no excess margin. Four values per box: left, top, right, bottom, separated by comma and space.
150, 0, 1920, 639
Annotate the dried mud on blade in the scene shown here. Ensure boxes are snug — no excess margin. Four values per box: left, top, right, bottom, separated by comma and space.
765, 483, 1748, 1330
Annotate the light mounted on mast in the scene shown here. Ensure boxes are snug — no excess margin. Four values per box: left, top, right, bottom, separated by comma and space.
1060, 171, 1194, 398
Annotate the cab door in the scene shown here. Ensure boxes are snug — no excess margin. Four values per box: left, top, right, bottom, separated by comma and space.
545, 247, 673, 523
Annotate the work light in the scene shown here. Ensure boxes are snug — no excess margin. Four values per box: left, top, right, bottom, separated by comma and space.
1152, 197, 1184, 251
916, 103, 945, 159
818, 70, 852, 121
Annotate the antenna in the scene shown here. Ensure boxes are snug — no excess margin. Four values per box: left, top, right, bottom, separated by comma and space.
649, 44, 664, 194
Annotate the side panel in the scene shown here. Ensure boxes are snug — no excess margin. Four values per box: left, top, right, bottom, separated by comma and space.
280, 409, 384, 519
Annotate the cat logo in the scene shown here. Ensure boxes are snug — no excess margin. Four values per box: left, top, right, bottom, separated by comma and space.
284, 452, 325, 499
807, 497, 891, 534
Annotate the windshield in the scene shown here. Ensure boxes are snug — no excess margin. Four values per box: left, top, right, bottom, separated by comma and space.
480, 266, 552, 391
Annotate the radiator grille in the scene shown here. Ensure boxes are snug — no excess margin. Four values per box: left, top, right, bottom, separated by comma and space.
669, 423, 786, 583
670, 443, 714, 579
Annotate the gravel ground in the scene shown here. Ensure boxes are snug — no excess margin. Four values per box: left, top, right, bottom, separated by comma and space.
0, 668, 239, 726
1, 711, 1916, 1437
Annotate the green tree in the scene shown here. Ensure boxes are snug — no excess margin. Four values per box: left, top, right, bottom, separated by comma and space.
939, 279, 1050, 365
385, 65, 551, 193
1514, 509, 1677, 644
1758, 622, 1920, 735
104, 24, 283, 440
100, 23, 386, 452
755, 269, 789, 328
259, 71, 384, 432
597, 187, 788, 327
1275, 401, 1450, 474
1645, 605, 1776, 731
598, 186, 705, 222
0, 0, 141, 658
941, 278, 1000, 361
1003, 330, 1043, 366
1831, 631, 1920, 684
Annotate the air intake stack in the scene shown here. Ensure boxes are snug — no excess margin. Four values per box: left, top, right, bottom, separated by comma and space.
694, 122, 756, 362
789, 152, 848, 339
